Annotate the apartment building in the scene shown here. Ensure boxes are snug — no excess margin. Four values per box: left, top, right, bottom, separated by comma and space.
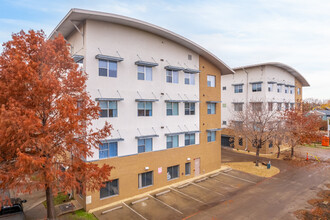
221, 62, 309, 153
50, 9, 234, 211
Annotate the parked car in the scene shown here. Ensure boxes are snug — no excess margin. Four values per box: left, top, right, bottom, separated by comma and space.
0, 198, 26, 220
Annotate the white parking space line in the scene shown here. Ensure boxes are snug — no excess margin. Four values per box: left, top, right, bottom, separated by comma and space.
169, 187, 206, 204
211, 177, 239, 188
219, 172, 257, 184
148, 195, 183, 214
101, 206, 123, 215
190, 182, 225, 196
122, 202, 148, 220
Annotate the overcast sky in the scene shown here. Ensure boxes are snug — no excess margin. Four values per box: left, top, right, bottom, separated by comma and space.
0, 0, 329, 100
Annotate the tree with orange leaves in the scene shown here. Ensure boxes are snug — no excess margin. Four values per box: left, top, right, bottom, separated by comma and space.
0, 30, 113, 219
283, 109, 322, 157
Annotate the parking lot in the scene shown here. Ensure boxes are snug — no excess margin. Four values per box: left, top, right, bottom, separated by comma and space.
93, 169, 264, 220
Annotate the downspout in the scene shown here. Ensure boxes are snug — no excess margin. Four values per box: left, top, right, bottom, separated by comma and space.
243, 67, 249, 151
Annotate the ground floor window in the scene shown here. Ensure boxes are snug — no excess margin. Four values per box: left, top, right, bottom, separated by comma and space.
138, 171, 153, 188
100, 179, 119, 199
185, 162, 191, 175
239, 138, 243, 146
167, 165, 179, 180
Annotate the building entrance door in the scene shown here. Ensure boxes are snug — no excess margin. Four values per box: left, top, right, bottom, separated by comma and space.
194, 158, 200, 176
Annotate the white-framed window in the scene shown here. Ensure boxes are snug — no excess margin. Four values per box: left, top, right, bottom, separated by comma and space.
285, 85, 289, 94
268, 83, 273, 92
268, 102, 273, 111
184, 73, 195, 85
185, 133, 195, 146
285, 103, 289, 110
207, 75, 216, 87
167, 165, 179, 180
222, 121, 227, 125
277, 85, 282, 93
251, 103, 262, 111
99, 60, 117, 77
167, 135, 179, 149
99, 142, 118, 159
277, 103, 282, 111
166, 102, 179, 116
185, 162, 191, 175
138, 171, 153, 188
234, 103, 243, 111
99, 101, 117, 118
297, 88, 301, 95
185, 103, 195, 115
166, 70, 179, 83
252, 83, 262, 92
137, 66, 152, 81
100, 179, 119, 199
290, 87, 294, 94
138, 138, 152, 153
290, 103, 295, 110
207, 131, 216, 142
138, 102, 152, 116
234, 85, 243, 93
207, 103, 216, 114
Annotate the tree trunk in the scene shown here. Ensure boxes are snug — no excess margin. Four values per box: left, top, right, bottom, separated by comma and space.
277, 145, 281, 158
255, 146, 260, 166
46, 185, 56, 220
291, 146, 294, 158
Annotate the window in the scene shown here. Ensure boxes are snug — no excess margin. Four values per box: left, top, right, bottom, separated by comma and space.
138, 171, 153, 188
285, 85, 289, 94
268, 83, 273, 92
185, 162, 191, 175
207, 75, 216, 87
166, 70, 179, 83
251, 103, 262, 111
239, 138, 243, 146
99, 101, 117, 118
99, 142, 118, 159
167, 165, 179, 180
138, 138, 152, 153
207, 131, 216, 142
252, 83, 262, 92
185, 133, 195, 146
277, 85, 282, 93
166, 102, 179, 116
234, 85, 243, 93
290, 103, 294, 110
297, 88, 301, 95
290, 87, 294, 94
222, 121, 227, 125
269, 140, 273, 148
185, 103, 195, 115
138, 66, 152, 81
138, 102, 152, 116
268, 102, 273, 111
285, 103, 289, 110
100, 179, 119, 198
167, 135, 179, 149
184, 73, 195, 85
277, 103, 282, 111
234, 103, 243, 111
99, 60, 117, 77
207, 103, 216, 114
222, 86, 226, 90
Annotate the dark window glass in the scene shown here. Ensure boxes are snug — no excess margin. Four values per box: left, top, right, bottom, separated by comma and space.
185, 162, 191, 175
100, 179, 119, 198
167, 165, 179, 180
139, 171, 153, 188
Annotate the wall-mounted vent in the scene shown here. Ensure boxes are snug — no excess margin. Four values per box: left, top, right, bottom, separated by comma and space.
188, 54, 192, 60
